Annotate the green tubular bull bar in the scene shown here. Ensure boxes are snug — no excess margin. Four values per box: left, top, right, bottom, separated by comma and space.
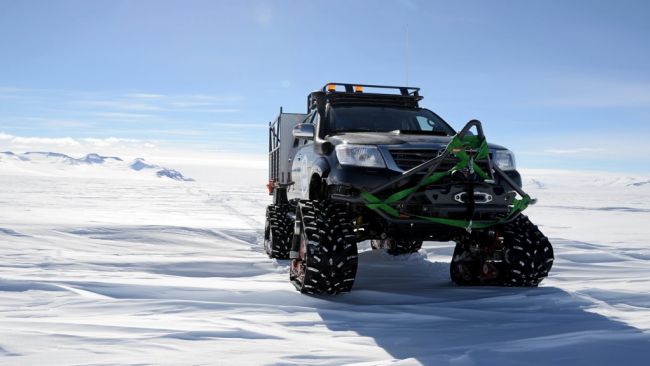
334, 120, 535, 231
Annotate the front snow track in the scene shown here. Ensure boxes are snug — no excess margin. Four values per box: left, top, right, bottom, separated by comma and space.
450, 215, 554, 286
290, 201, 359, 295
502, 215, 555, 286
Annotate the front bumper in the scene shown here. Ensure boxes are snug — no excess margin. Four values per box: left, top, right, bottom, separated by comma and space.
326, 164, 522, 195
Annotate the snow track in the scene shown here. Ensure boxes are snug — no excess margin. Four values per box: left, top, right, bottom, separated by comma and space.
1, 171, 649, 365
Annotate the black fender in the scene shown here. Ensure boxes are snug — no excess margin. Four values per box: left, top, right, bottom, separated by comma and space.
311, 157, 330, 179
308, 157, 330, 200
501, 170, 522, 188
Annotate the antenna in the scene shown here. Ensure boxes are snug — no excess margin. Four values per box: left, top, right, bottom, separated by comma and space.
405, 23, 409, 87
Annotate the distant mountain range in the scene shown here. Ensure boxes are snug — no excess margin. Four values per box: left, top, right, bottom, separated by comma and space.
0, 151, 194, 181
21, 152, 123, 164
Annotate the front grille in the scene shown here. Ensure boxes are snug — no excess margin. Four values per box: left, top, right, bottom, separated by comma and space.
389, 149, 492, 173
390, 149, 439, 171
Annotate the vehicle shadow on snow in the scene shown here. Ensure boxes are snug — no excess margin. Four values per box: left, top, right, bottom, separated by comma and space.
315, 249, 650, 365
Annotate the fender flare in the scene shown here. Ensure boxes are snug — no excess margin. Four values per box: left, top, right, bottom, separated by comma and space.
308, 157, 331, 200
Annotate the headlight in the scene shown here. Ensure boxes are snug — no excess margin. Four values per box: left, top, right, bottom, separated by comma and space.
335, 144, 386, 168
494, 150, 516, 171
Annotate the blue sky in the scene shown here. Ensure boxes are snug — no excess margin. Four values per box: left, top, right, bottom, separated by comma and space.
1, 0, 649, 172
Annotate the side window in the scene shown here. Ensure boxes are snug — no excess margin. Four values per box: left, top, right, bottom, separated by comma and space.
415, 116, 431, 130
416, 115, 447, 134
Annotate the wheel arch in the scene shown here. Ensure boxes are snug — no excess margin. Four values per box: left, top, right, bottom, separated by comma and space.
308, 157, 330, 200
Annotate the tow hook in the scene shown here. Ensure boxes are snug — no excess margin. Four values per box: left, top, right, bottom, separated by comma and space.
454, 191, 493, 204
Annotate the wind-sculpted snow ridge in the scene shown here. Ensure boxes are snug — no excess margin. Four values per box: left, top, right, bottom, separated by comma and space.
521, 169, 650, 190
0, 151, 193, 181
628, 180, 650, 187
527, 178, 546, 189
0, 169, 649, 365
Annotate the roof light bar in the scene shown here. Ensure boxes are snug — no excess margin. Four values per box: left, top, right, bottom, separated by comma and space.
322, 82, 420, 96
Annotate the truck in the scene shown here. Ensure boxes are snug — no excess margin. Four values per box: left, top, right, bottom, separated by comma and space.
265, 83, 554, 295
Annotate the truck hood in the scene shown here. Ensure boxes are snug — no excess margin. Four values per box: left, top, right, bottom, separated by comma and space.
327, 132, 508, 150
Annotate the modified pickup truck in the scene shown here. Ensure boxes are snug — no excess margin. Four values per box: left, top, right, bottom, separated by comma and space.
265, 83, 553, 295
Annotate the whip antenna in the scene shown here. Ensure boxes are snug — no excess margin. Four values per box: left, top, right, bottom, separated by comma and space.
405, 23, 409, 86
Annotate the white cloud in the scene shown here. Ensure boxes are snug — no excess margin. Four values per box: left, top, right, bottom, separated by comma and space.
187, 108, 240, 113
543, 147, 606, 154
18, 117, 93, 128
169, 101, 217, 108
82, 137, 142, 148
138, 129, 205, 136
0, 133, 158, 157
0, 132, 266, 177
69, 92, 243, 115
90, 112, 157, 121
535, 78, 650, 108
0, 88, 247, 155
167, 94, 243, 108
75, 100, 161, 111
1, 88, 244, 127
11, 136, 81, 147
0, 86, 28, 93
212, 122, 266, 129
125, 93, 165, 99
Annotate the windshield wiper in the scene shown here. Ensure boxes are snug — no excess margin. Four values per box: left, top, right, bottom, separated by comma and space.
389, 129, 450, 136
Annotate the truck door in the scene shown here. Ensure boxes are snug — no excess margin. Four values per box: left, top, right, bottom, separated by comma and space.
289, 112, 317, 200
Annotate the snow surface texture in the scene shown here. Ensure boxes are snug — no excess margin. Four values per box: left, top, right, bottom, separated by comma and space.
0, 162, 649, 365
0, 151, 193, 181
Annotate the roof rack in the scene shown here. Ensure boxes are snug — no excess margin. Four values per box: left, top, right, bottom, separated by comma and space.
308, 82, 423, 111
322, 82, 420, 97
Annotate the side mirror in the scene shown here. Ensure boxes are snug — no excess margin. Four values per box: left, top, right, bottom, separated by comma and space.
292, 123, 315, 140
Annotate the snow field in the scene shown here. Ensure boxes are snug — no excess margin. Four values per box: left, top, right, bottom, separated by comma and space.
0, 164, 649, 365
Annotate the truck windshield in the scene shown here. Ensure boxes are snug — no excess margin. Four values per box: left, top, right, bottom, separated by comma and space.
326, 106, 455, 136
